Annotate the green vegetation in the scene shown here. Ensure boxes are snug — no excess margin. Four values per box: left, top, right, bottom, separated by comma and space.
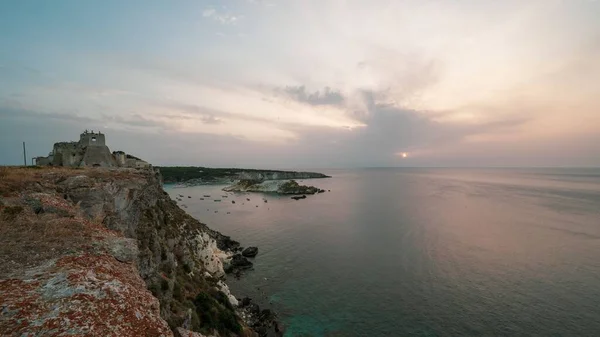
278, 179, 323, 194
1, 206, 24, 221
173, 281, 183, 301
125, 154, 142, 160
161, 278, 170, 291
148, 282, 161, 297
279, 180, 300, 191
236, 179, 261, 189
157, 166, 329, 184
193, 291, 242, 334
157, 166, 291, 183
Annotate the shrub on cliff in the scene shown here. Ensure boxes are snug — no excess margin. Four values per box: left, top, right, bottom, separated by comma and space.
1, 206, 23, 221
279, 180, 299, 192
193, 292, 242, 334
237, 179, 262, 188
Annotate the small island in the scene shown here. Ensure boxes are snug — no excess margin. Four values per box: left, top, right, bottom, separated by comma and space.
223, 179, 326, 195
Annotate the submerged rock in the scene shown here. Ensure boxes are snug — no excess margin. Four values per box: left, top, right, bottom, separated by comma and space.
238, 300, 283, 337
242, 246, 259, 258
239, 296, 252, 307
230, 254, 253, 269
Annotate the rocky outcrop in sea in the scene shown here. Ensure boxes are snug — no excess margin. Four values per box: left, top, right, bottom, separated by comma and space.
223, 179, 325, 195
235, 171, 329, 181
0, 166, 281, 336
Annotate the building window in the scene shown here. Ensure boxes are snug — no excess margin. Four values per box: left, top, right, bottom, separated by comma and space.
92, 137, 97, 142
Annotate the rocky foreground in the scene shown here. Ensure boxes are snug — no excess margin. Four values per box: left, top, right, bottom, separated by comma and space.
0, 167, 280, 337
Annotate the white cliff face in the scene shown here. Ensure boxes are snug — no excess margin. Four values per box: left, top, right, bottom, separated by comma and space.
193, 231, 230, 278
235, 171, 329, 180
56, 169, 245, 332
216, 280, 239, 307
223, 180, 285, 193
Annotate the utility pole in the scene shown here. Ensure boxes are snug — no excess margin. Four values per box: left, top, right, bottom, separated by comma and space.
23, 142, 27, 166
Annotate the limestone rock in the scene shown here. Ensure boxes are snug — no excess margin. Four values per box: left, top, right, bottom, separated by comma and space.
177, 327, 213, 337
108, 237, 139, 263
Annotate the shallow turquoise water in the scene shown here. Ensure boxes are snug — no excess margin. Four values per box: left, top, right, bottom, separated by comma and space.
167, 168, 600, 336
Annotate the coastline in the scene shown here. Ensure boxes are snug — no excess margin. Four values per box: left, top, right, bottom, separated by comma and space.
0, 166, 282, 336
158, 166, 330, 187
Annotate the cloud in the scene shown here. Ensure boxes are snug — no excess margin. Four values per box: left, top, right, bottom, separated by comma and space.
0, 106, 95, 124
2, 0, 600, 167
202, 8, 242, 24
100, 113, 168, 129
0, 104, 172, 131
202, 8, 216, 17
246, 0, 276, 7
279, 86, 345, 106
156, 101, 260, 125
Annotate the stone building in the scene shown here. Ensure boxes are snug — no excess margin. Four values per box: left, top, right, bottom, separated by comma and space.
34, 130, 150, 168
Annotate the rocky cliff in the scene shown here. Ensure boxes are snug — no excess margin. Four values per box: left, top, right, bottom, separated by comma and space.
0, 167, 279, 336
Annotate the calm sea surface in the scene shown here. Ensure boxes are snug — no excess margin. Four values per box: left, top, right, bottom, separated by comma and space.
167, 168, 600, 337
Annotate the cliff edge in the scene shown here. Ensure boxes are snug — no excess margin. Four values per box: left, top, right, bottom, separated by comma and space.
0, 167, 278, 336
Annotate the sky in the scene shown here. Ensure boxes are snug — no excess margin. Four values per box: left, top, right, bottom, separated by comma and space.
1, 0, 599, 168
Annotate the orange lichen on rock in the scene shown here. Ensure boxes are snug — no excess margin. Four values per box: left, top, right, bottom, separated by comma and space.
1, 253, 173, 336
0, 167, 173, 336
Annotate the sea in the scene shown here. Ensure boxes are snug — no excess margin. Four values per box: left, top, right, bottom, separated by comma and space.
166, 168, 600, 337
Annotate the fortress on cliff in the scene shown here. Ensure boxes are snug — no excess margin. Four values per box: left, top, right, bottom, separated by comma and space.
34, 130, 150, 168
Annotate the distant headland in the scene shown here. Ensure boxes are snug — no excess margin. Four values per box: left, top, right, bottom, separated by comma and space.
157, 166, 330, 186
